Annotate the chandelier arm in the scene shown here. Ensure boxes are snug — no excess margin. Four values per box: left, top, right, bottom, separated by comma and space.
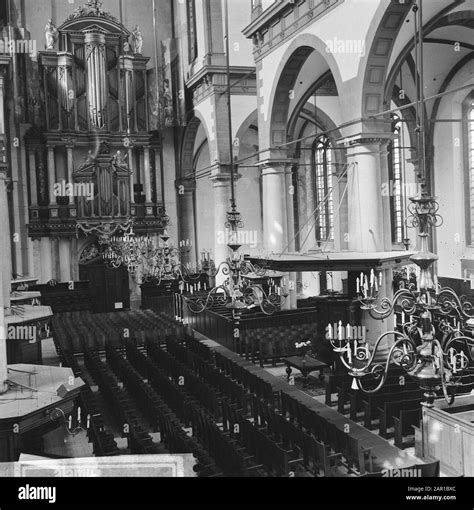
208, 261, 231, 279
444, 335, 474, 365
339, 331, 413, 376
356, 336, 416, 393
437, 287, 474, 319
186, 285, 228, 313
365, 288, 417, 320
246, 286, 279, 315
433, 338, 456, 406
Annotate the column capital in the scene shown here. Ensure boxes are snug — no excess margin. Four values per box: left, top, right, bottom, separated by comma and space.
337, 133, 394, 148
209, 164, 241, 185
258, 158, 296, 175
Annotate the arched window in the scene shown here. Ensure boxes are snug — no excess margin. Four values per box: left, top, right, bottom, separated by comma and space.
464, 93, 474, 245
313, 135, 334, 242
388, 114, 404, 244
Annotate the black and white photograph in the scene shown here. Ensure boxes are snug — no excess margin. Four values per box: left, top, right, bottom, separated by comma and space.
0, 0, 472, 506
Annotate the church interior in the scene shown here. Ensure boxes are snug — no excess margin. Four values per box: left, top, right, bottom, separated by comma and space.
0, 0, 473, 483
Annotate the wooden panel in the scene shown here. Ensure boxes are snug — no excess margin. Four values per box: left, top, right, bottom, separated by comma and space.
422, 398, 474, 476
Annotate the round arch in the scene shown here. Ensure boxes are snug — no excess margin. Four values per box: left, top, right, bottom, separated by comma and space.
360, 1, 413, 117
179, 111, 212, 179
264, 32, 344, 157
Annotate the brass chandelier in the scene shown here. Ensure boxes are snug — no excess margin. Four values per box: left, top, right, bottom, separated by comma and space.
329, 0, 474, 407
329, 194, 474, 406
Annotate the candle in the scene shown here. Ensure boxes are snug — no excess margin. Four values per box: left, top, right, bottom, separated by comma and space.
346, 324, 351, 339
347, 342, 352, 364
394, 314, 397, 329
356, 278, 360, 294
68, 415, 72, 428
402, 311, 405, 324
338, 321, 343, 340
370, 269, 374, 288
379, 272, 383, 286
327, 323, 333, 340
365, 344, 370, 360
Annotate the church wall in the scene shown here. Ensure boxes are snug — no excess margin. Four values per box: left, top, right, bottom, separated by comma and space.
434, 65, 473, 279
161, 127, 179, 245
226, 1, 254, 68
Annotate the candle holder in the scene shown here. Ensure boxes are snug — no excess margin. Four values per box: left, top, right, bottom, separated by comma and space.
330, 194, 474, 407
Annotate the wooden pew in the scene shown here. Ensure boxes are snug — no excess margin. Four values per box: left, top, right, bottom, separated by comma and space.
394, 408, 422, 449
378, 398, 421, 438
362, 389, 423, 428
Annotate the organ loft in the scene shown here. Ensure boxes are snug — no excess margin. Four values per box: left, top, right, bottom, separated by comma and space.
0, 0, 472, 494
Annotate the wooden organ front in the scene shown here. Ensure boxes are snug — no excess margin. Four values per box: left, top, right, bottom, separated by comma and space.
26, 3, 167, 242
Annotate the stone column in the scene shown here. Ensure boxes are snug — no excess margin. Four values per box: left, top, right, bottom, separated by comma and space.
66, 143, 74, 189
51, 237, 60, 282
0, 169, 11, 313
128, 147, 135, 204
342, 135, 393, 359
260, 160, 290, 253
154, 148, 163, 204
47, 145, 56, 205
344, 138, 391, 253
0, 170, 8, 395
210, 171, 232, 284
29, 238, 41, 279
284, 165, 297, 309
143, 147, 152, 203
260, 159, 294, 310
28, 148, 38, 207
0, 63, 9, 392
176, 177, 197, 269
71, 236, 79, 281
40, 238, 53, 283
59, 238, 72, 282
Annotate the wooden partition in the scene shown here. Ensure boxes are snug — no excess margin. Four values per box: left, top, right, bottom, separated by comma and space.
31, 281, 91, 313
420, 395, 474, 476
176, 294, 357, 364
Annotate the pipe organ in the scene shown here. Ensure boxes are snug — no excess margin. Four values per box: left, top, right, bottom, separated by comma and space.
26, 1, 167, 254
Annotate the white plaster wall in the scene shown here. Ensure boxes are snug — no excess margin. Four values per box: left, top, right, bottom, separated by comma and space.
433, 67, 472, 278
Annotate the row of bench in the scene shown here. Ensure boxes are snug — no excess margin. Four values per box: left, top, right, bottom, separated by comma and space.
59, 350, 120, 457
105, 342, 223, 476
82, 346, 161, 455
121, 341, 268, 476
158, 334, 374, 475
52, 309, 180, 352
